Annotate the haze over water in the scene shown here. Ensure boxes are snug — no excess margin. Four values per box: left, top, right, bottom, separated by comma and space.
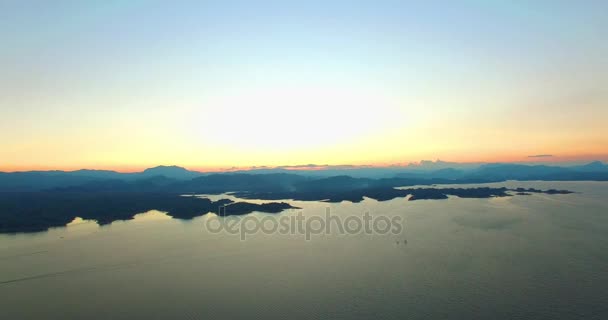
1, 181, 607, 319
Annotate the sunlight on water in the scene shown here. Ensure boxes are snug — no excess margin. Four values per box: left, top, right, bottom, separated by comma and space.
1, 182, 607, 319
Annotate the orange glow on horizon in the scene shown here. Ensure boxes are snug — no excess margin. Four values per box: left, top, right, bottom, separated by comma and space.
1, 152, 607, 173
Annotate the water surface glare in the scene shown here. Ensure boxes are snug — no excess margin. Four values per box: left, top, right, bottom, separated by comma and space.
1, 181, 607, 319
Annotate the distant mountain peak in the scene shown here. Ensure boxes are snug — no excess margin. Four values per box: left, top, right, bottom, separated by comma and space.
141, 165, 202, 180
144, 165, 187, 171
576, 161, 607, 172
584, 160, 605, 166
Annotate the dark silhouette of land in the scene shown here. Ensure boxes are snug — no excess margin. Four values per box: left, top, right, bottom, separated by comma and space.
233, 186, 572, 202
0, 161, 595, 233
0, 186, 572, 233
1, 161, 606, 192
0, 192, 299, 233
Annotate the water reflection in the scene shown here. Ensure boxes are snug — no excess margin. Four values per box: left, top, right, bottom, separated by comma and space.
0, 182, 607, 319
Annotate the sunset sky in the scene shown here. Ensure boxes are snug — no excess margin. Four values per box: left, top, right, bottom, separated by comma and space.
1, 1, 607, 171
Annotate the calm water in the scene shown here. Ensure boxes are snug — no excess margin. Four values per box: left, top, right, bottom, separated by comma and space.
1, 181, 607, 319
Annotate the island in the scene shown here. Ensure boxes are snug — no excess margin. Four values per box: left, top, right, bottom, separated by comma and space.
0, 184, 573, 233
234, 187, 573, 203
0, 192, 300, 233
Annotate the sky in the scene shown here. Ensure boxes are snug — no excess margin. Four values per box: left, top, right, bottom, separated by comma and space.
1, 0, 607, 171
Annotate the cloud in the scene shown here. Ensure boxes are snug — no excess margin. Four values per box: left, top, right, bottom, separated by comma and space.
528, 154, 554, 158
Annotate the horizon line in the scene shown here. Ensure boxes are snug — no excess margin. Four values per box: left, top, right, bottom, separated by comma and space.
1, 156, 607, 174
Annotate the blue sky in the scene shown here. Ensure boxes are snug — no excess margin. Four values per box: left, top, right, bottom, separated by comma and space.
1, 1, 607, 170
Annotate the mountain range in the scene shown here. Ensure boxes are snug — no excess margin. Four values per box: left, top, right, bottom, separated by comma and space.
2, 161, 604, 233
1, 161, 607, 192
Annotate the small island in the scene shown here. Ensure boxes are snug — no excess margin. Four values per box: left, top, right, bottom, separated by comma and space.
235, 186, 573, 203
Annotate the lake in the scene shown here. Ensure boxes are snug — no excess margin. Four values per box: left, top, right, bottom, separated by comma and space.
1, 181, 607, 319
